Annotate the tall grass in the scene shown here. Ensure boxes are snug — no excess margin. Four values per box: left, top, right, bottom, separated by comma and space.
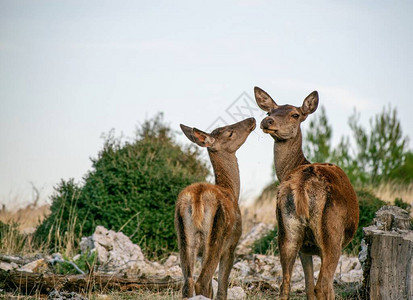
42, 191, 83, 257
0, 202, 50, 255
0, 191, 81, 257
0, 203, 50, 234
240, 182, 278, 235
374, 181, 413, 213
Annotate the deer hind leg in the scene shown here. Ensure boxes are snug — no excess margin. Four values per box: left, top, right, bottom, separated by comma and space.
277, 207, 304, 300
315, 250, 340, 300
315, 214, 343, 299
195, 205, 226, 299
299, 252, 316, 300
176, 213, 197, 298
216, 228, 241, 300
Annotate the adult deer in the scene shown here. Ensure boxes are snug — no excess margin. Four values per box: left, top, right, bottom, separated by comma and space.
254, 87, 359, 300
175, 117, 256, 300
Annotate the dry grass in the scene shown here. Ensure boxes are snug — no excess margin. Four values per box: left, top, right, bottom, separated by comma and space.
374, 181, 413, 207
0, 284, 362, 300
0, 203, 50, 234
240, 182, 278, 235
0, 202, 51, 255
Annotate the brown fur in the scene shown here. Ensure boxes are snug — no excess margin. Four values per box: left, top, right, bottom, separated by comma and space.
255, 87, 359, 300
175, 117, 255, 300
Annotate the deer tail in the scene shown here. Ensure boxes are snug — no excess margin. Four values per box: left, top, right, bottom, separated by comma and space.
192, 200, 204, 230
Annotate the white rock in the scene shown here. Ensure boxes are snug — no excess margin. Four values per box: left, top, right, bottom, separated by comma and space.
338, 269, 363, 283
236, 223, 275, 255
164, 254, 179, 267
212, 279, 218, 296
227, 286, 246, 299
337, 256, 360, 274
79, 226, 182, 278
188, 296, 210, 300
0, 262, 18, 271
72, 254, 81, 261
233, 261, 250, 276
17, 258, 46, 273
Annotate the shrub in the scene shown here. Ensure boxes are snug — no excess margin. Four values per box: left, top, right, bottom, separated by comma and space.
252, 227, 279, 255
34, 178, 82, 256
35, 114, 209, 258
393, 197, 411, 213
344, 189, 386, 254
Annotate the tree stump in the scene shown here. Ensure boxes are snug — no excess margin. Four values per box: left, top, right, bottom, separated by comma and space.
359, 206, 413, 300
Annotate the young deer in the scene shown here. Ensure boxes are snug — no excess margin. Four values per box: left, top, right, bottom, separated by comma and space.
254, 87, 359, 300
175, 117, 256, 300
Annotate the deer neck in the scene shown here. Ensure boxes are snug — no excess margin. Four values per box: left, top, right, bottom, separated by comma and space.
273, 129, 309, 182
208, 150, 240, 200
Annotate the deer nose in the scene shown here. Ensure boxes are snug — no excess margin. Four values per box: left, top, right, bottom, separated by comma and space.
261, 117, 274, 129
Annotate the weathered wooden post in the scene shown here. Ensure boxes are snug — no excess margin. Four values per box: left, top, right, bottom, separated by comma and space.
359, 206, 413, 300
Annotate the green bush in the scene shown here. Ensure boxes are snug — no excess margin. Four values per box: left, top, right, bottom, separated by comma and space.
35, 114, 209, 258
34, 178, 83, 254
53, 252, 97, 275
252, 227, 279, 255
344, 189, 386, 254
394, 197, 411, 213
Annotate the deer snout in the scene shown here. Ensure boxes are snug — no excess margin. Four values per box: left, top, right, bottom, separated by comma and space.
247, 117, 256, 130
261, 117, 275, 129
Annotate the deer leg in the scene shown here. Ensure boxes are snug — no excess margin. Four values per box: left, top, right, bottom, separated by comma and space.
195, 205, 226, 299
315, 222, 342, 300
216, 244, 238, 300
176, 214, 197, 299
279, 239, 300, 299
315, 250, 340, 300
278, 221, 303, 299
299, 252, 316, 300
195, 241, 222, 298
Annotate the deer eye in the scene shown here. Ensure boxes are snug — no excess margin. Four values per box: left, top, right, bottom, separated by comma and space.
228, 131, 234, 137
292, 114, 300, 119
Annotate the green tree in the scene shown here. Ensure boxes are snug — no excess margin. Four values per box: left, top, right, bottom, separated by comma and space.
388, 151, 413, 183
347, 106, 408, 185
36, 113, 209, 257
304, 105, 332, 163
303, 104, 409, 185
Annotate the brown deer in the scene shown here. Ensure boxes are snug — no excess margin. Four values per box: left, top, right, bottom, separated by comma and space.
175, 117, 256, 300
254, 87, 359, 300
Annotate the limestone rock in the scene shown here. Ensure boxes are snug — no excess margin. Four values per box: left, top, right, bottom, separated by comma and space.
199, 279, 245, 300
0, 261, 18, 271
188, 296, 210, 300
80, 225, 146, 272
48, 290, 87, 300
80, 226, 182, 278
236, 223, 274, 255
17, 258, 48, 273
231, 253, 362, 292
227, 286, 246, 299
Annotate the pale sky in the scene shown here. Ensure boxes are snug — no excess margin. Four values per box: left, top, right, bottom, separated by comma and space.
1, 1, 412, 208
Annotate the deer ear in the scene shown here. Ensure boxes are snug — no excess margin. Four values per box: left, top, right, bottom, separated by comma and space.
301, 91, 319, 115
180, 124, 215, 147
254, 87, 278, 112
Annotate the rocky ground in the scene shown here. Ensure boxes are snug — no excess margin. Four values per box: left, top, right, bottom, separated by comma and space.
0, 223, 363, 299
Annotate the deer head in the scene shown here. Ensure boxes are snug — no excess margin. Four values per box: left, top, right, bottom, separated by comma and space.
254, 87, 318, 141
180, 117, 256, 153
